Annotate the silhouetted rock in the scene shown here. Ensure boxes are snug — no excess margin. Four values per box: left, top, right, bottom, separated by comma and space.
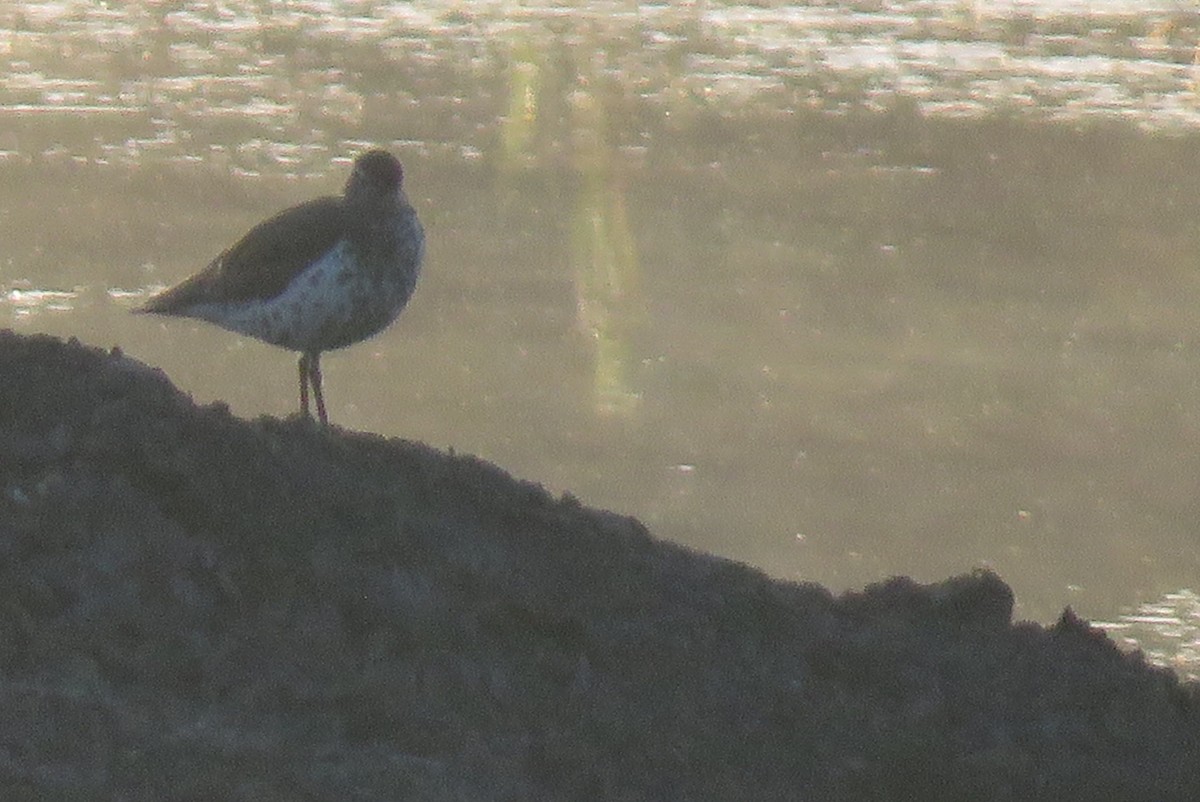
1, 330, 1197, 800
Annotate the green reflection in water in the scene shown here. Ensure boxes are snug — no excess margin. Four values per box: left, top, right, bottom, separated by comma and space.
495, 29, 644, 418
498, 38, 542, 172
569, 78, 643, 418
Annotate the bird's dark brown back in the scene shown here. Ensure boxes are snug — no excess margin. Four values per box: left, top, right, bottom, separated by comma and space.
143, 196, 348, 312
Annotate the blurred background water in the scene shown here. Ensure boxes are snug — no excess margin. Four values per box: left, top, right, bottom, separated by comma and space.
2, 1, 1199, 675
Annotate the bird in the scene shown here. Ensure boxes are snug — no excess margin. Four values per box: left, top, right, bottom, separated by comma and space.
139, 149, 425, 425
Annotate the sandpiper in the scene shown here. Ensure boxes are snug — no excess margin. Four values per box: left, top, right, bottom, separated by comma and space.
140, 149, 425, 425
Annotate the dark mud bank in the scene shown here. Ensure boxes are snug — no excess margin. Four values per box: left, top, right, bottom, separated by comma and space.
1, 330, 1197, 800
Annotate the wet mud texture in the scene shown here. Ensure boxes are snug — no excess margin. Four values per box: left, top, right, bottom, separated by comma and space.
1, 329, 1197, 801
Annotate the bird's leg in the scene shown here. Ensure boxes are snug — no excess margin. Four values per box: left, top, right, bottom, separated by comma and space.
298, 353, 312, 419
309, 352, 328, 425
297, 352, 328, 424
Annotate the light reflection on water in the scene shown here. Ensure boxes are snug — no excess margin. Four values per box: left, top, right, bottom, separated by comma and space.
1098, 590, 1200, 682
5, 283, 81, 318
2, 2, 1200, 680
3, 1, 1200, 137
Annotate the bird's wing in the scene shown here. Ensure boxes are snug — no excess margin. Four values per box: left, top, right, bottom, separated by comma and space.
143, 196, 347, 312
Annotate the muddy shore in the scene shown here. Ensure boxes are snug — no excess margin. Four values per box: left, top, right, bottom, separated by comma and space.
1, 330, 1197, 800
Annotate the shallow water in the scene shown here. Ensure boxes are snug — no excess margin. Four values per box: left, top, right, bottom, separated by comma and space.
2, 2, 1199, 672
